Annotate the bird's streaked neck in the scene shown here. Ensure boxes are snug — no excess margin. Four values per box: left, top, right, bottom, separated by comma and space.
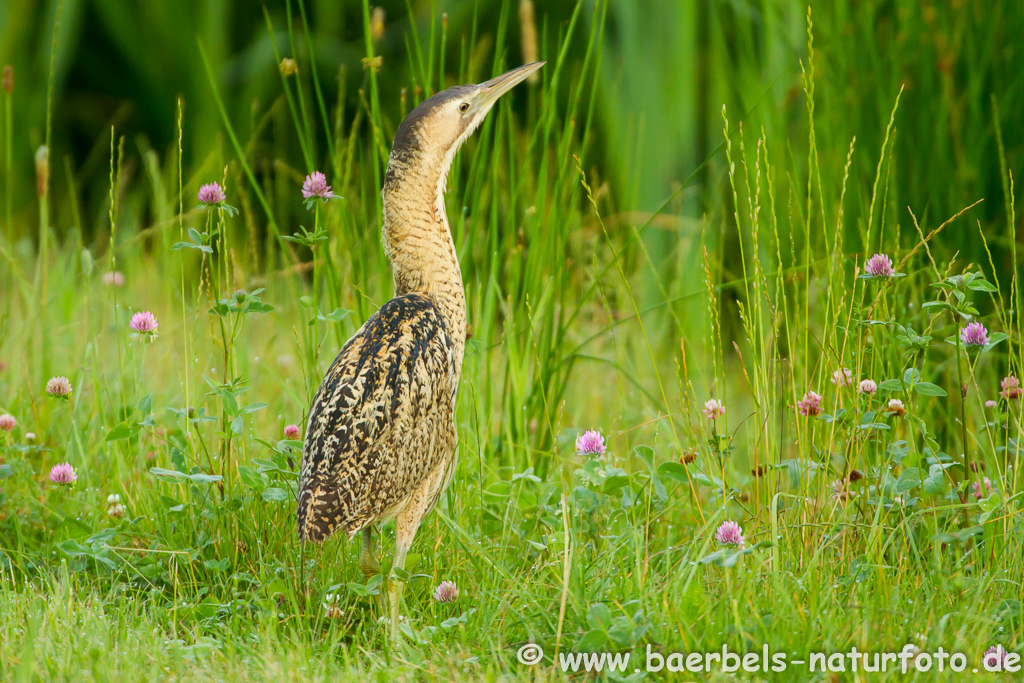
381, 133, 469, 346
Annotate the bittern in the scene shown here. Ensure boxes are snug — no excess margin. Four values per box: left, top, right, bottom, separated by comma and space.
297, 62, 544, 639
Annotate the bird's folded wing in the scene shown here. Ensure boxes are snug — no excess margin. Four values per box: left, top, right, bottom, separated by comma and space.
297, 293, 456, 541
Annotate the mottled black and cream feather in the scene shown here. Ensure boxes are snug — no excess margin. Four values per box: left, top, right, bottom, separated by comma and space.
297, 293, 457, 541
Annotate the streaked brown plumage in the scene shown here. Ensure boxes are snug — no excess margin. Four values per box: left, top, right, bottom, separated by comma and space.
297, 61, 544, 639
298, 293, 458, 539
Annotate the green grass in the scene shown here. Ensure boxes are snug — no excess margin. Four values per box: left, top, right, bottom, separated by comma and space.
1, 1, 1024, 680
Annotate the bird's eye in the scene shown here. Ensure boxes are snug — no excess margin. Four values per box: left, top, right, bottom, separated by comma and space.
458, 102, 470, 113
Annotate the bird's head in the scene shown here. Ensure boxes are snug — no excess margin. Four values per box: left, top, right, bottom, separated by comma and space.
388, 62, 545, 171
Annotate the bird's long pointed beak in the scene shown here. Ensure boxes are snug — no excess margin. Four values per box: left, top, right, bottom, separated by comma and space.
476, 62, 545, 108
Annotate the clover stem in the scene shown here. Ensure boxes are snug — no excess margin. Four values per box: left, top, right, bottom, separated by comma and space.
953, 320, 972, 527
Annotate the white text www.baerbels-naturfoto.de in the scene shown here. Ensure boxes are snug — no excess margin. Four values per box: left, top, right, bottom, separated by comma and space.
548, 644, 1021, 674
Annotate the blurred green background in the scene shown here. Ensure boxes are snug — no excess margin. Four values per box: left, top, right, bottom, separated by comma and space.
1, 0, 1022, 289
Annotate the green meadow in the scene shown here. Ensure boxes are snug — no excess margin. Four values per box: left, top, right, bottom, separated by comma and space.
1, 0, 1023, 680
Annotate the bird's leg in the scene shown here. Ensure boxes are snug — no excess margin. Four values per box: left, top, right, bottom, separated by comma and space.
358, 527, 385, 615
388, 537, 412, 643
388, 491, 433, 643
358, 527, 380, 579
386, 459, 451, 643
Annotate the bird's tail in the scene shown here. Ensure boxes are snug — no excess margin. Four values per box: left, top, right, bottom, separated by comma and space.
297, 480, 372, 542
296, 484, 342, 542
